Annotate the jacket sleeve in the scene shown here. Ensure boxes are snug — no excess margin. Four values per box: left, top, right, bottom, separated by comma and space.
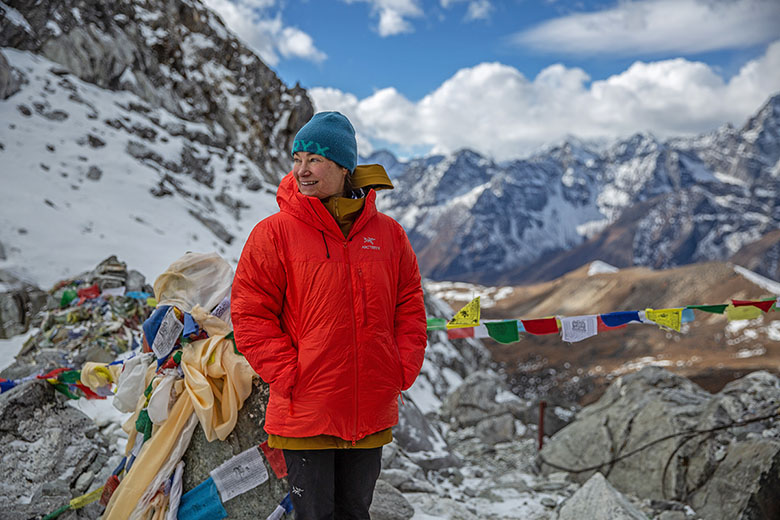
394, 228, 428, 390
231, 224, 297, 398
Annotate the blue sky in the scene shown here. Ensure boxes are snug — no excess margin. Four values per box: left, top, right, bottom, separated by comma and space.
205, 0, 780, 160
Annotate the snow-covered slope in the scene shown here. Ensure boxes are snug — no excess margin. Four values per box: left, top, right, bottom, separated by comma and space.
0, 48, 279, 286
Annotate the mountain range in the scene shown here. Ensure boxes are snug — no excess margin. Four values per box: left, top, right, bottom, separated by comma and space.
377, 94, 780, 284
1, 0, 778, 291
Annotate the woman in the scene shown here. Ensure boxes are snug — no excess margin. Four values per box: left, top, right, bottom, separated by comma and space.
231, 111, 428, 519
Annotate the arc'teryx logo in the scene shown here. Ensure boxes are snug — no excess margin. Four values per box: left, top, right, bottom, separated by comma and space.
362, 236, 380, 251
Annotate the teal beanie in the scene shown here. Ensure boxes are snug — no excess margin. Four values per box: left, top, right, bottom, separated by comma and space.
291, 111, 357, 173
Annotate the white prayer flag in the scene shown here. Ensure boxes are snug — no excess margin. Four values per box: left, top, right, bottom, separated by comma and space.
151, 307, 183, 359
473, 324, 490, 339
560, 315, 598, 343
101, 286, 126, 298
210, 447, 269, 502
266, 505, 286, 520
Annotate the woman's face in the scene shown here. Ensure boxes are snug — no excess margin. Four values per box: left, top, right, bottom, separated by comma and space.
292, 151, 348, 199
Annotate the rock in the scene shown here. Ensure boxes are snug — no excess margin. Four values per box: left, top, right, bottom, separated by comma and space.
556, 472, 647, 520
380, 468, 437, 493
475, 412, 516, 444
181, 379, 289, 518
0, 51, 23, 99
0, 268, 52, 338
689, 438, 780, 520
541, 367, 780, 520
0, 380, 114, 520
370, 479, 415, 520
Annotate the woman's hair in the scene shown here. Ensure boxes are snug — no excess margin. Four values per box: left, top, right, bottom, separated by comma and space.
343, 170, 354, 195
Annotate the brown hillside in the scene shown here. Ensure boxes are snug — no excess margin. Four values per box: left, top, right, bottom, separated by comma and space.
435, 261, 780, 405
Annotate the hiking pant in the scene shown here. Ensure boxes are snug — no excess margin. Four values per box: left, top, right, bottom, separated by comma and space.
283, 447, 382, 520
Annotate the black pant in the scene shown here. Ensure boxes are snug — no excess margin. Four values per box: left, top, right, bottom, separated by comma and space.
283, 448, 383, 520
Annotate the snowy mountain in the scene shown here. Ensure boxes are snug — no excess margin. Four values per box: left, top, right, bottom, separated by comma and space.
378, 95, 780, 284
0, 0, 311, 286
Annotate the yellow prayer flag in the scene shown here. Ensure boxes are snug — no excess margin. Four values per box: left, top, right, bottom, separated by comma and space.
645, 308, 683, 332
70, 486, 104, 509
447, 296, 481, 329
725, 304, 762, 321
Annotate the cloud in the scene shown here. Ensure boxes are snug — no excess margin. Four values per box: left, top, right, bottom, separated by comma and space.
310, 41, 780, 160
441, 0, 493, 21
513, 0, 780, 56
343, 0, 424, 36
202, 0, 326, 65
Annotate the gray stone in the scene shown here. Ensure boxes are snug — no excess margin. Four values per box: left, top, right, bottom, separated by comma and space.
181, 379, 289, 519
0, 50, 23, 99
475, 412, 516, 445
370, 479, 415, 520
557, 472, 647, 520
0, 269, 52, 339
541, 367, 780, 520
657, 512, 687, 520
0, 380, 113, 520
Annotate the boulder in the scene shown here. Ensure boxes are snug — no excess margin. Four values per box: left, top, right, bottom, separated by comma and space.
0, 380, 115, 520
540, 367, 780, 520
0, 268, 52, 339
181, 378, 289, 519
556, 472, 646, 520
369, 479, 415, 520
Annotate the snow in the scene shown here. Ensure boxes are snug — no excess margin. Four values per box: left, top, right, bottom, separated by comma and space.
1, 2, 33, 32
0, 49, 279, 289
588, 260, 619, 276
734, 265, 780, 295
0, 328, 37, 371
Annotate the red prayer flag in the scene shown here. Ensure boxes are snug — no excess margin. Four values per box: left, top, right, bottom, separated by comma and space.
446, 327, 475, 340
260, 440, 288, 479
732, 299, 776, 313
521, 318, 559, 335
597, 316, 627, 332
77, 283, 101, 304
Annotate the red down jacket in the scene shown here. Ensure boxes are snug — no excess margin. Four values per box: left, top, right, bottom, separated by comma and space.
231, 173, 427, 442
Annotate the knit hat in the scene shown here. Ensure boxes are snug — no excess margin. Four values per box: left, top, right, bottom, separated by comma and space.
291, 111, 358, 173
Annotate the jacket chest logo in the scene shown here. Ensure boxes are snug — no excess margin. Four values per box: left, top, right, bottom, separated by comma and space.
362, 236, 380, 251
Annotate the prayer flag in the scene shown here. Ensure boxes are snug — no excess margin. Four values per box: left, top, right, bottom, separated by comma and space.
426, 318, 447, 330
484, 320, 520, 344
260, 441, 288, 479
177, 477, 227, 520
599, 311, 641, 328
560, 315, 598, 343
645, 308, 683, 332
732, 299, 777, 313
725, 304, 762, 321
210, 446, 269, 502
447, 327, 474, 340
681, 308, 695, 323
686, 304, 727, 314
521, 317, 559, 335
152, 307, 184, 359
446, 297, 480, 329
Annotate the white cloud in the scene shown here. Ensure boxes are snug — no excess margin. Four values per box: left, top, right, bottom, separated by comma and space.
202, 0, 326, 65
344, 0, 424, 36
513, 0, 780, 56
310, 41, 780, 160
441, 0, 493, 21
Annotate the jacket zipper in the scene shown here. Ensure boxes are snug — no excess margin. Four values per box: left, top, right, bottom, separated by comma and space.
344, 240, 359, 445
357, 267, 368, 326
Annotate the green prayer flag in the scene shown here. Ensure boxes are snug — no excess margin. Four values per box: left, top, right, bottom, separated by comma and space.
686, 304, 728, 314
59, 289, 77, 308
58, 370, 82, 384
485, 320, 520, 344
426, 318, 447, 331
136, 409, 153, 441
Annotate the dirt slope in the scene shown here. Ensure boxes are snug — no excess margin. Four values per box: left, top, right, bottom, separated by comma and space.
435, 261, 779, 405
